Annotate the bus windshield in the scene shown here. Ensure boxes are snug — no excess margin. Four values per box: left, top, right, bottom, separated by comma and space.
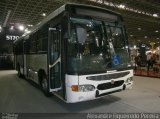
67, 17, 131, 74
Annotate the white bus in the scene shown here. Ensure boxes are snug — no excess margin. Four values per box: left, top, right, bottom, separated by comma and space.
14, 3, 133, 103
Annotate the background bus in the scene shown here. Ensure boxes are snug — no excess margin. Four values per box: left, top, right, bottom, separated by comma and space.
13, 3, 133, 103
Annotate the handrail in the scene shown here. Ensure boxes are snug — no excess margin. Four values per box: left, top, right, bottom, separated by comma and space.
49, 56, 61, 68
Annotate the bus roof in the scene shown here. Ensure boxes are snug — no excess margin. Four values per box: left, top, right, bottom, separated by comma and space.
14, 3, 122, 43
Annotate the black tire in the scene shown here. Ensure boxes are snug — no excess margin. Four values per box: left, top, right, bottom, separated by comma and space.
40, 73, 51, 97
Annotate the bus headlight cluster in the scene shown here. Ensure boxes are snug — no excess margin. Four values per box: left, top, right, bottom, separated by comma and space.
71, 85, 95, 92
125, 77, 133, 83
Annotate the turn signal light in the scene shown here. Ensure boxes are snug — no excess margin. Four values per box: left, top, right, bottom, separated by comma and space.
71, 85, 78, 91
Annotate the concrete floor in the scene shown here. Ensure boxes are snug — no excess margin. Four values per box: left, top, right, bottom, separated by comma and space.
0, 70, 160, 113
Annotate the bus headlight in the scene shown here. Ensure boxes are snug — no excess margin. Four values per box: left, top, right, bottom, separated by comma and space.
125, 77, 133, 83
71, 85, 95, 92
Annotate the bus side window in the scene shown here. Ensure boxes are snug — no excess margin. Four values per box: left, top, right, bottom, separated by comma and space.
50, 30, 60, 62
29, 33, 37, 53
15, 39, 23, 55
24, 37, 31, 54
37, 25, 48, 53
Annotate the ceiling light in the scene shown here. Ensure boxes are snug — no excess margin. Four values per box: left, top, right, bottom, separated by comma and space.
119, 4, 125, 9
24, 28, 28, 32
27, 30, 31, 34
144, 36, 147, 38
10, 26, 14, 30
28, 24, 33, 27
138, 28, 141, 30
24, 28, 31, 34
125, 46, 128, 49
18, 25, 25, 31
155, 30, 159, 33
133, 45, 137, 49
153, 14, 158, 17
42, 13, 46, 16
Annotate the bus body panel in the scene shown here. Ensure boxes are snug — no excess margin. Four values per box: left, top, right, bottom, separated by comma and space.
65, 75, 79, 102
26, 54, 47, 73
26, 54, 47, 83
65, 70, 133, 103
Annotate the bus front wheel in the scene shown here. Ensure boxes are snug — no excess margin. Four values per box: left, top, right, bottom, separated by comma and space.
40, 73, 51, 97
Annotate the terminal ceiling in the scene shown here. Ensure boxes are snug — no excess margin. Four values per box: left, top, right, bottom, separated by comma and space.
0, 0, 160, 48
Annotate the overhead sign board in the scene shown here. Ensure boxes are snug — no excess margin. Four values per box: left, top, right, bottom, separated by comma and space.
6, 35, 20, 41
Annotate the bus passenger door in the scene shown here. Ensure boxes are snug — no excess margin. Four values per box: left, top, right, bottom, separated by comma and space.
48, 27, 62, 92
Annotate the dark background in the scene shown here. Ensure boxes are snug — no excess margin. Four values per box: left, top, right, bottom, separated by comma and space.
0, 26, 23, 69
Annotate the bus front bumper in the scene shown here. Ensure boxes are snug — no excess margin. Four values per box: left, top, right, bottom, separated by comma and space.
66, 83, 133, 103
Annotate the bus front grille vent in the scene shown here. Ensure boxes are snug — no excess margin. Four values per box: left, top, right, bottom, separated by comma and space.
97, 80, 124, 90
86, 72, 130, 81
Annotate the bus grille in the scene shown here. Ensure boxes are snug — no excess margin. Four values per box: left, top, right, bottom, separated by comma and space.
86, 72, 130, 81
97, 80, 124, 90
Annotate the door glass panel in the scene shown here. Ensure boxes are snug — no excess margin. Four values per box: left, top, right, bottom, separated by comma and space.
49, 28, 61, 89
